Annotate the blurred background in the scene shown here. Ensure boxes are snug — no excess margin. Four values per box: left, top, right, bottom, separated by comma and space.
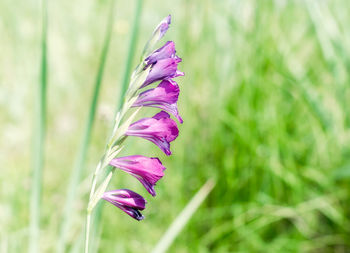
1, 0, 350, 252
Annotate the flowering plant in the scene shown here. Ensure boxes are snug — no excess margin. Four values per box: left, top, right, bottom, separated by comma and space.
84, 15, 183, 252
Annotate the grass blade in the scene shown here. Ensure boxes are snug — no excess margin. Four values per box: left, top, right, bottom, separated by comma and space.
152, 179, 216, 253
29, 0, 48, 252
56, 1, 116, 252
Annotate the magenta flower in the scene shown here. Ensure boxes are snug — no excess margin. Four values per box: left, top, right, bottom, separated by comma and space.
126, 111, 179, 155
145, 41, 179, 67
102, 189, 146, 221
110, 155, 166, 196
92, 15, 184, 224
132, 79, 183, 123
141, 58, 184, 88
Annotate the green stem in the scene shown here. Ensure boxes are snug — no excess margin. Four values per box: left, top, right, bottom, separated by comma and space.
85, 150, 113, 253
29, 0, 47, 252
84, 159, 104, 253
90, 1, 143, 252
84, 213, 91, 253
56, 1, 116, 252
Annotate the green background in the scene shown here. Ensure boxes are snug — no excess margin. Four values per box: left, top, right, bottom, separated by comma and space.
1, 0, 350, 252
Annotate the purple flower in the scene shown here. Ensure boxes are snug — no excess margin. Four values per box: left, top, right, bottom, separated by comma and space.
110, 155, 166, 196
102, 189, 146, 221
126, 111, 179, 155
132, 79, 183, 123
145, 41, 179, 67
141, 58, 184, 88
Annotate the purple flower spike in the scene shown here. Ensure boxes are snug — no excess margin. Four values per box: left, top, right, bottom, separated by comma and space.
142, 58, 184, 88
110, 155, 166, 196
102, 189, 146, 221
145, 41, 177, 67
132, 79, 183, 123
126, 111, 179, 155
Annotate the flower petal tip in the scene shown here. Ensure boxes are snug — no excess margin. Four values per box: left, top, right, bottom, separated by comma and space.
176, 70, 185, 77
166, 15, 171, 25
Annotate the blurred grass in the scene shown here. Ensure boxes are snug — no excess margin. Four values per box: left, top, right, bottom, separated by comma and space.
1, 0, 350, 252
29, 0, 47, 252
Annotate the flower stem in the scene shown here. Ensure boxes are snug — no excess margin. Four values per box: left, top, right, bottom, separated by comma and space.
86, 1, 143, 251
84, 212, 91, 253
84, 161, 102, 253
85, 151, 113, 253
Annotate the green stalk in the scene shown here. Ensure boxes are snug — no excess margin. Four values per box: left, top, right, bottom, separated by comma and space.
56, 1, 116, 253
84, 213, 92, 253
89, 1, 143, 252
29, 0, 48, 252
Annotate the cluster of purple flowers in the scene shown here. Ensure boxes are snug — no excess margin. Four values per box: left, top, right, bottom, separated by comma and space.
102, 15, 183, 220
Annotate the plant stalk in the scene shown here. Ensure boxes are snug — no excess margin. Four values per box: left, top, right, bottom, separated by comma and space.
84, 213, 91, 253
88, 1, 143, 251
85, 1, 143, 252
84, 160, 104, 253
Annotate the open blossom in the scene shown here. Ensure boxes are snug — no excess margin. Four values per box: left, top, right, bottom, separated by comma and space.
102, 189, 146, 221
141, 58, 184, 88
132, 79, 183, 123
110, 155, 166, 196
97, 15, 184, 223
141, 40, 184, 89
145, 41, 179, 67
126, 111, 179, 155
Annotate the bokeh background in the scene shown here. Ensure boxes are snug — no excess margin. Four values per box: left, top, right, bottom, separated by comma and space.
1, 0, 350, 252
